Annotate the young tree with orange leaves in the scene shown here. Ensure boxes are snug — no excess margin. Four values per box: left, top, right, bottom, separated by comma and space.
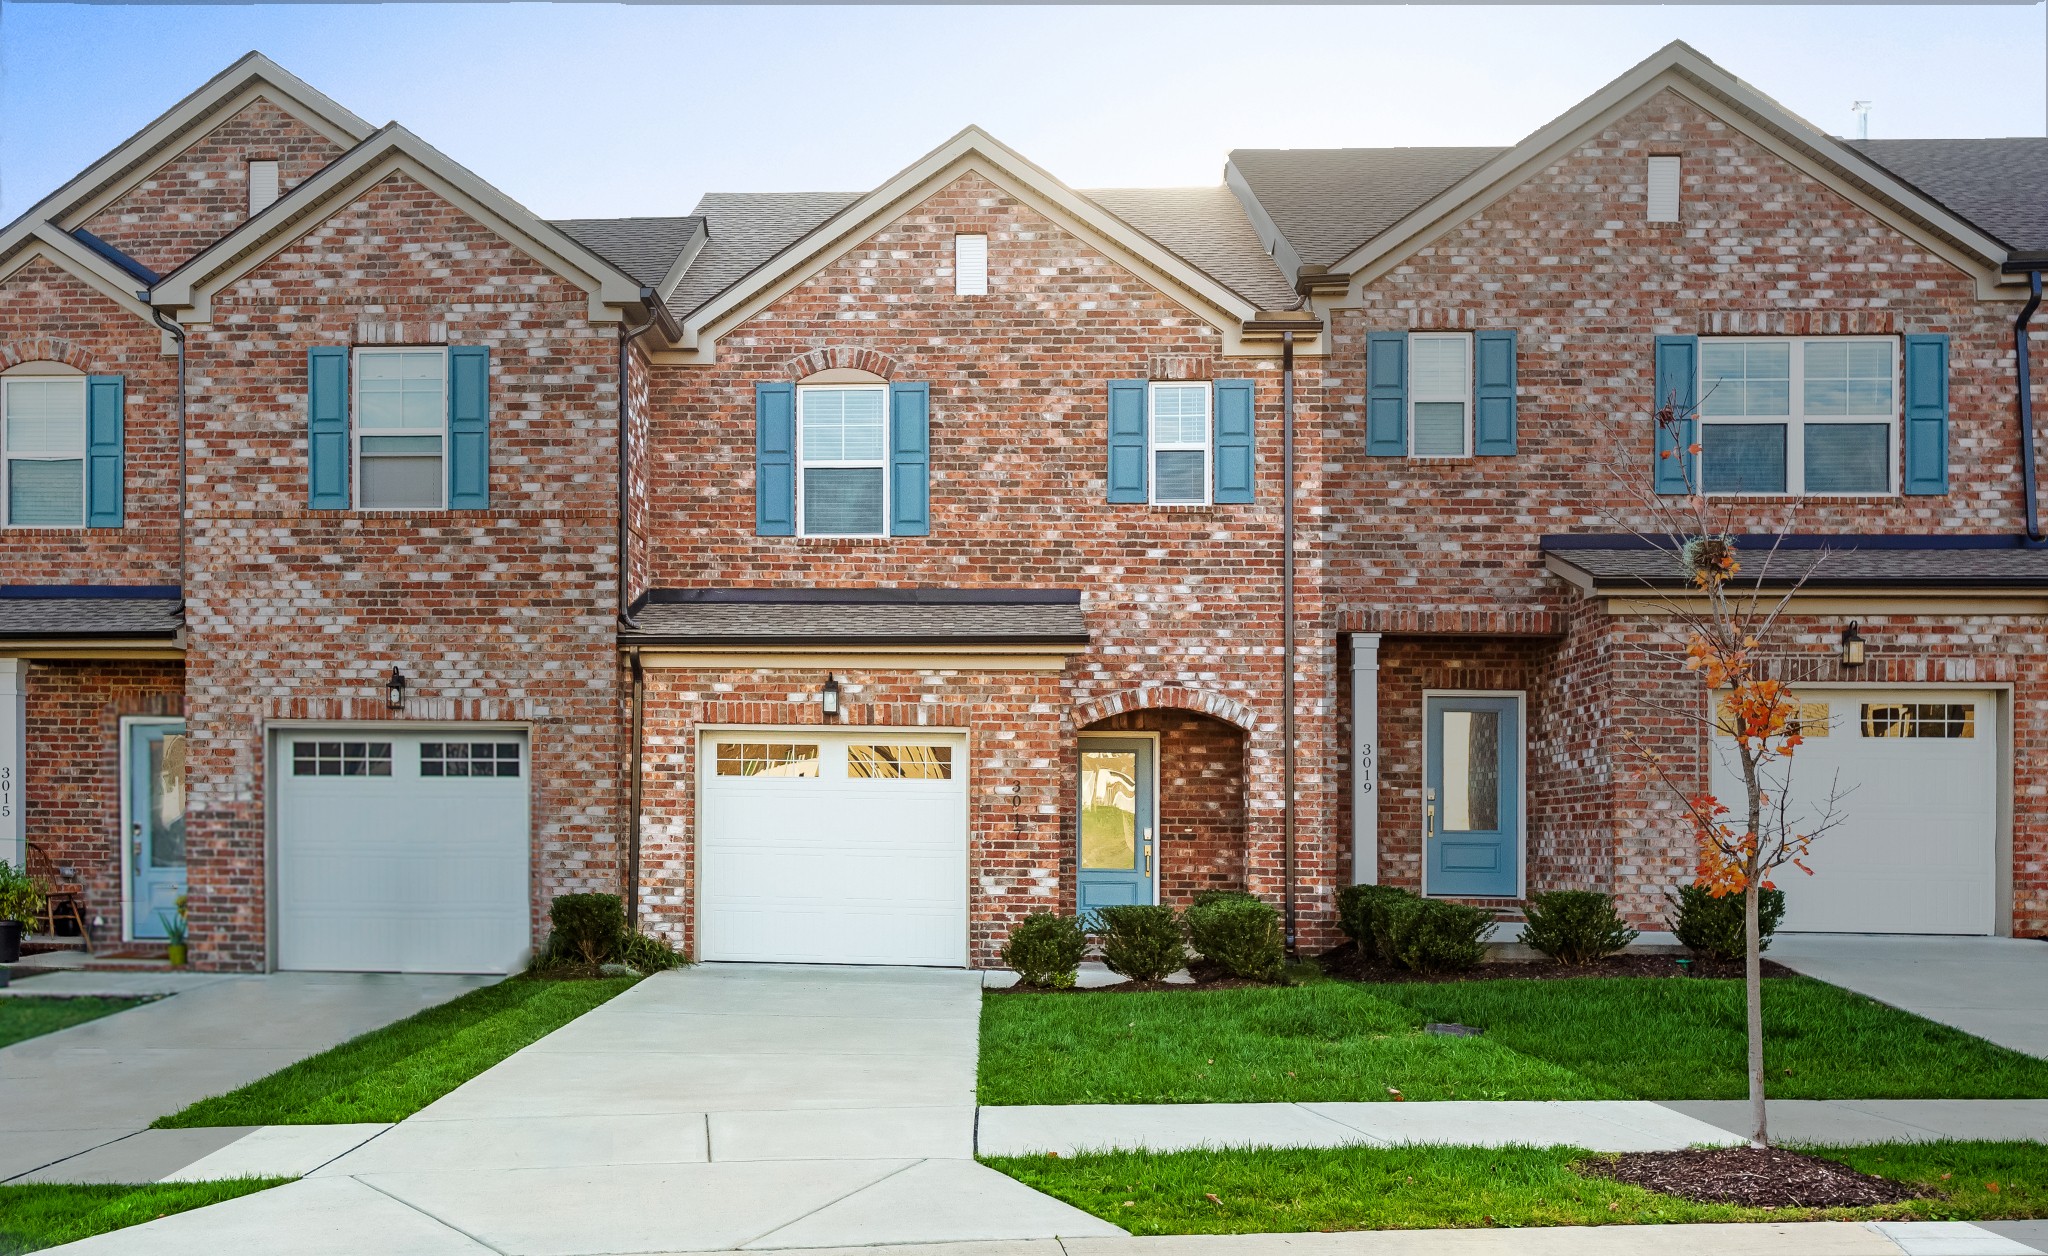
1613, 394, 1846, 1149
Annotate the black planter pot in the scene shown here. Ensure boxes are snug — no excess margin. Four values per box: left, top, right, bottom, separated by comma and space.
0, 920, 21, 964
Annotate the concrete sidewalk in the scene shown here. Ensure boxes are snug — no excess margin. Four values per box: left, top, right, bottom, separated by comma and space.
1770, 935, 2048, 1059
3, 971, 492, 1183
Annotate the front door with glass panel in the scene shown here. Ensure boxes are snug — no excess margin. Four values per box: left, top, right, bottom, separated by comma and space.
1424, 696, 1520, 898
1076, 737, 1156, 920
128, 722, 188, 939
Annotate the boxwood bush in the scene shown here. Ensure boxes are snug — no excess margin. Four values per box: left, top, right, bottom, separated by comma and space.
1095, 904, 1185, 981
1520, 890, 1638, 964
1666, 883, 1786, 962
1001, 912, 1087, 988
1381, 896, 1495, 974
1184, 894, 1283, 982
1336, 883, 1416, 960
536, 893, 684, 972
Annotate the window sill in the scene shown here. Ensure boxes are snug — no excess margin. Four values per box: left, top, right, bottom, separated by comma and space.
793, 534, 896, 545
1146, 503, 1232, 513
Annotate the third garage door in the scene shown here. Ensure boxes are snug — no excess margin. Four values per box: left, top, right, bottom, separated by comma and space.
699, 731, 968, 966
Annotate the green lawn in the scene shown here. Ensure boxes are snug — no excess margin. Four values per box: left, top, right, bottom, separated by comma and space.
985, 1140, 2048, 1235
0, 1179, 287, 1253
155, 976, 636, 1127
979, 978, 2048, 1104
0, 997, 148, 1051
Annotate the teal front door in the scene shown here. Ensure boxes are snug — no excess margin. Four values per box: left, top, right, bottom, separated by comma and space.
128, 722, 188, 939
1424, 696, 1520, 898
1076, 737, 1155, 922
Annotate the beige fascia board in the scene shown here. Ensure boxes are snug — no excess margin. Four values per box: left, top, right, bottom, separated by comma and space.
655, 220, 710, 306
1323, 46, 2013, 302
0, 640, 185, 659
1, 230, 160, 325
154, 128, 643, 323
634, 644, 1077, 672
1600, 590, 2048, 616
670, 128, 1261, 362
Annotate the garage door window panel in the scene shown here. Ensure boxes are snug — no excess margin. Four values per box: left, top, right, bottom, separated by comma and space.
292, 740, 392, 776
421, 742, 522, 777
715, 742, 821, 778
1862, 703, 1975, 739
847, 744, 953, 780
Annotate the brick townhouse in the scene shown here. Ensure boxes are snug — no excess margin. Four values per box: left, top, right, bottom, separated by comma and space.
0, 41, 2041, 973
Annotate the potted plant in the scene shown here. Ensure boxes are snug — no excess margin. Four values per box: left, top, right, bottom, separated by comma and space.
0, 861, 47, 964
160, 894, 188, 967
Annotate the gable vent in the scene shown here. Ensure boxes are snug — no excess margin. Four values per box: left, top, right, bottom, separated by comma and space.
955, 233, 988, 296
1646, 156, 1680, 223
248, 160, 281, 215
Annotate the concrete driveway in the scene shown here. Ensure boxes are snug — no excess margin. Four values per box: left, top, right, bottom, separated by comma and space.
2, 971, 492, 1183
49, 964, 1118, 1255
1769, 934, 2048, 1057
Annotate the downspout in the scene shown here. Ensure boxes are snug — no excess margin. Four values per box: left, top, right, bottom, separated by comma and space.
2011, 265, 2045, 544
618, 290, 664, 626
1281, 330, 1298, 956
147, 303, 187, 597
627, 648, 645, 923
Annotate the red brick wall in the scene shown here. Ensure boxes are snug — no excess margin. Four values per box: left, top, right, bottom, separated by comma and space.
80, 99, 345, 276
1088, 708, 1248, 906
177, 171, 624, 969
0, 259, 180, 586
22, 660, 185, 934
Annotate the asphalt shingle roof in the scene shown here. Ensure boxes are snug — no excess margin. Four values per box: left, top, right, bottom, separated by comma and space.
669, 192, 862, 318
0, 590, 183, 638
624, 589, 1088, 646
1226, 146, 1508, 269
1544, 536, 2048, 590
549, 215, 705, 290
1850, 138, 2048, 252
1082, 186, 1298, 310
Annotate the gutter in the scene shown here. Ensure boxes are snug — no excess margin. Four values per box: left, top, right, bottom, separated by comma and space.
146, 300, 188, 600
1281, 329, 1298, 956
2003, 252, 2048, 546
627, 648, 645, 924
616, 289, 668, 626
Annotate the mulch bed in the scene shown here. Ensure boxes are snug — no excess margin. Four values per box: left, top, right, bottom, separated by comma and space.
1316, 943, 1795, 984
1577, 1147, 1925, 1208
990, 960, 1274, 995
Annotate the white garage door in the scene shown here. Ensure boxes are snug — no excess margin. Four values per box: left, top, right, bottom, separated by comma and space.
700, 731, 968, 966
1712, 689, 1997, 935
276, 730, 531, 973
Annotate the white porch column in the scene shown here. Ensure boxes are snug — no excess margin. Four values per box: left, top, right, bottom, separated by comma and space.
1349, 633, 1381, 885
0, 659, 23, 871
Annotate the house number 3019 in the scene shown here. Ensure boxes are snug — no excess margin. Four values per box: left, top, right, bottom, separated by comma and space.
1357, 746, 1374, 793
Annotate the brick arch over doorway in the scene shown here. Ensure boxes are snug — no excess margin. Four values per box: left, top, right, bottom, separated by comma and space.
1081, 705, 1249, 905
1072, 685, 1257, 735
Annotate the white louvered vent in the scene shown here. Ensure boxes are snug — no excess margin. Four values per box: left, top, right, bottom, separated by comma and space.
954, 233, 988, 296
1646, 156, 1680, 223
248, 160, 281, 215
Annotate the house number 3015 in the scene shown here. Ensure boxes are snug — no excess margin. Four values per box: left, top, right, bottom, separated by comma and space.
0, 763, 12, 818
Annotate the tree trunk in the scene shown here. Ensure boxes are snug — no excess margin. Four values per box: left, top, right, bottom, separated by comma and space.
1745, 880, 1768, 1147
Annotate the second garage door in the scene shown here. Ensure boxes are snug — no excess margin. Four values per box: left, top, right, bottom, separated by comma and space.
1712, 689, 1997, 935
700, 731, 968, 966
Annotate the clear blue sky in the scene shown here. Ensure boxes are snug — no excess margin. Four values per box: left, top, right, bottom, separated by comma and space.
2, 3, 2042, 223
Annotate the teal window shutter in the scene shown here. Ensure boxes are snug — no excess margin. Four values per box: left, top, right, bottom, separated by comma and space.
1107, 379, 1148, 502
85, 375, 124, 528
307, 346, 349, 509
1366, 332, 1407, 455
447, 345, 490, 509
1653, 335, 1698, 494
1902, 334, 1950, 495
889, 381, 930, 536
755, 381, 796, 535
1212, 379, 1255, 503
1473, 330, 1518, 455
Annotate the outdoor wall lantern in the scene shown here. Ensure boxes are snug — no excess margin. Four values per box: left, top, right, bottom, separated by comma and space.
1839, 623, 1866, 668
821, 674, 841, 719
385, 665, 408, 711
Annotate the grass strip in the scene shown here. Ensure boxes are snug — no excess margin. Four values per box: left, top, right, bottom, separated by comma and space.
984, 1141, 2048, 1234
154, 976, 636, 1127
0, 997, 148, 1051
0, 1178, 287, 1253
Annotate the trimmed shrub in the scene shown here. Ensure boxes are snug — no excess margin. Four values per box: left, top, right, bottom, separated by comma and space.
1382, 896, 1495, 975
1191, 889, 1259, 909
1095, 905, 1185, 982
1001, 913, 1088, 988
1184, 894, 1283, 982
548, 893, 626, 966
1666, 883, 1787, 962
1520, 890, 1639, 965
1336, 884, 1416, 960
1367, 887, 1423, 962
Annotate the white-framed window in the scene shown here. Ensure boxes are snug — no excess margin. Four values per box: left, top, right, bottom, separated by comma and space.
1699, 337, 1897, 496
248, 159, 280, 215
1, 374, 88, 528
1647, 156, 1681, 223
1148, 381, 1210, 505
954, 234, 988, 297
797, 383, 889, 536
353, 348, 448, 510
1409, 332, 1472, 458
